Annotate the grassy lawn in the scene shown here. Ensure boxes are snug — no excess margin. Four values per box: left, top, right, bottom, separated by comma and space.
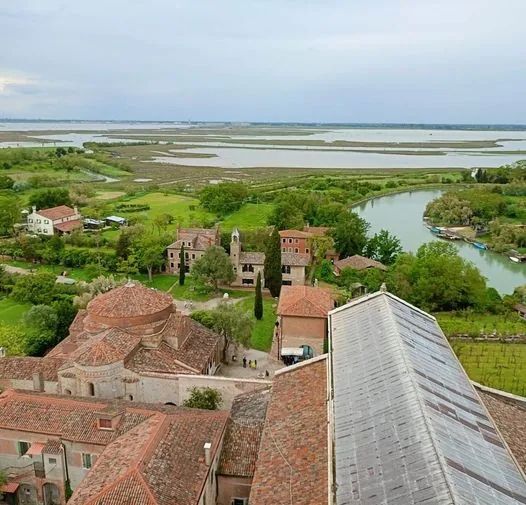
220, 203, 274, 230
435, 312, 526, 337
130, 274, 177, 291
0, 298, 31, 324
238, 296, 276, 351
169, 276, 248, 301
82, 158, 131, 177
450, 340, 526, 396
2, 260, 93, 281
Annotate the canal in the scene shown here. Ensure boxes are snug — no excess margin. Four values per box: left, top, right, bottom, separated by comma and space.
353, 190, 526, 295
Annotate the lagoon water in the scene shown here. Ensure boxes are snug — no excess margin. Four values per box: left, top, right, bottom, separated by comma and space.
353, 190, 526, 294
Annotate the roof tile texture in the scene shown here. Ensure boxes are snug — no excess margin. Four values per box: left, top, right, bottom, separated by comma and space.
76, 328, 141, 367
54, 219, 83, 232
277, 285, 333, 318
0, 357, 69, 381
334, 254, 387, 271
36, 205, 77, 221
249, 358, 328, 505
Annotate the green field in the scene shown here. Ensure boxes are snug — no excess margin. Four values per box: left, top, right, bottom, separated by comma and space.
221, 203, 273, 230
0, 298, 31, 324
2, 260, 94, 281
170, 276, 248, 302
451, 340, 526, 396
436, 312, 526, 337
238, 296, 276, 351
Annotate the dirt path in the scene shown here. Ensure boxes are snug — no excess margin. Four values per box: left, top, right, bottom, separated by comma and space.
173, 295, 247, 315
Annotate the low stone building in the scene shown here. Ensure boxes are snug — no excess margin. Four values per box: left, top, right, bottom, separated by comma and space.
276, 285, 334, 357
166, 225, 220, 274
26, 205, 82, 236
333, 254, 387, 275
230, 229, 309, 287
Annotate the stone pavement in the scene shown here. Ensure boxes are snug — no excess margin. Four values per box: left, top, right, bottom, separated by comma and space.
218, 347, 284, 379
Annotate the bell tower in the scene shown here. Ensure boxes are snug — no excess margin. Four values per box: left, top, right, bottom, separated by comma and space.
230, 228, 241, 271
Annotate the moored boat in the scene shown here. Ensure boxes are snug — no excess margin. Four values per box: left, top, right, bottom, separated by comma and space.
510, 256, 521, 263
473, 242, 488, 250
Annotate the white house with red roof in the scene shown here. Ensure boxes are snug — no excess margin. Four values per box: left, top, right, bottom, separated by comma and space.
27, 205, 82, 236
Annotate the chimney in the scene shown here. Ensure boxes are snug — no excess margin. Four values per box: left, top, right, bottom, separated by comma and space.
204, 442, 212, 466
32, 372, 44, 392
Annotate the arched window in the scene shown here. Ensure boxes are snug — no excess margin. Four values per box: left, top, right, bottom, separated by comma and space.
128, 395, 134, 401
87, 383, 95, 397
164, 402, 176, 406
64, 389, 72, 395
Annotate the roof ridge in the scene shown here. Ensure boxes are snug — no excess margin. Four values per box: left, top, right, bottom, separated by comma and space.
383, 295, 457, 504
274, 354, 327, 376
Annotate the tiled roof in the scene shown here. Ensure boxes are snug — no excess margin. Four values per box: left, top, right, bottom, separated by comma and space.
167, 227, 218, 251
218, 389, 270, 477
36, 205, 77, 221
478, 388, 526, 473
277, 285, 333, 318
69, 409, 228, 505
281, 252, 310, 266
87, 281, 174, 319
514, 303, 526, 313
334, 254, 387, 271
76, 328, 141, 367
249, 357, 328, 505
0, 390, 153, 445
330, 291, 526, 505
303, 226, 332, 236
0, 357, 69, 381
279, 229, 310, 239
240, 251, 265, 265
54, 219, 83, 232
43, 439, 63, 454
164, 313, 223, 372
127, 342, 197, 375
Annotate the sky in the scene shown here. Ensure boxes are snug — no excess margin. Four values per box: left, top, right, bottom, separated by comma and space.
1, 0, 526, 123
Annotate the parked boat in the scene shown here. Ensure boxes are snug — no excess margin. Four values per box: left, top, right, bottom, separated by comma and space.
429, 227, 441, 234
473, 242, 488, 250
437, 232, 460, 240
510, 256, 521, 263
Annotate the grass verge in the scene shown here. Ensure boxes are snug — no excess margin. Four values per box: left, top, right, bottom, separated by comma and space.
238, 296, 276, 351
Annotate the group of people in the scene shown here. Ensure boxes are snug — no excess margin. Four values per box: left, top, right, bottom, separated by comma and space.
242, 356, 257, 369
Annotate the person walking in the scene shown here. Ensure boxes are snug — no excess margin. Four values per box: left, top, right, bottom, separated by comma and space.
254, 359, 257, 369
248, 360, 253, 368
242, 356, 247, 368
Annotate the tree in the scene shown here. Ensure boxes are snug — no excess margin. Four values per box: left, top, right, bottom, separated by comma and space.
191, 246, 235, 291
387, 242, 487, 312
18, 235, 43, 262
42, 236, 64, 270
153, 213, 174, 234
254, 271, 263, 320
0, 325, 28, 355
331, 211, 369, 259
11, 272, 56, 305
179, 244, 185, 286
52, 299, 78, 342
135, 236, 166, 282
203, 301, 254, 355
0, 195, 21, 236
364, 229, 402, 265
267, 201, 305, 230
23, 304, 58, 355
29, 188, 72, 209
183, 386, 223, 410
199, 183, 249, 216
264, 228, 282, 297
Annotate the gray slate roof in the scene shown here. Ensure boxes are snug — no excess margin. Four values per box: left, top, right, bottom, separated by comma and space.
329, 291, 526, 505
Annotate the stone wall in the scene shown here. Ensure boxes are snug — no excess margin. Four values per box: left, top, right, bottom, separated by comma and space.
217, 475, 252, 505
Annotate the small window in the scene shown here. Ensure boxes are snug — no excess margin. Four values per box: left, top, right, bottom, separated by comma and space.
170, 252, 174, 258
185, 252, 189, 259
128, 395, 134, 401
170, 262, 174, 268
99, 418, 112, 429
305, 248, 310, 254
37, 219, 41, 223
282, 248, 286, 252
82, 453, 92, 469
294, 248, 299, 253
28, 218, 33, 223
288, 248, 292, 253
43, 229, 48, 234
17, 441, 31, 456
281, 238, 286, 243
288, 238, 292, 244
295, 238, 299, 243
44, 219, 49, 224
242, 278, 254, 285
282, 265, 291, 274
48, 457, 57, 465
233, 499, 248, 505
87, 382, 95, 396
192, 253, 195, 259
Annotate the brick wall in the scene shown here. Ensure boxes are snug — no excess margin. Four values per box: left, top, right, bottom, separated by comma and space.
280, 315, 327, 355
217, 475, 252, 505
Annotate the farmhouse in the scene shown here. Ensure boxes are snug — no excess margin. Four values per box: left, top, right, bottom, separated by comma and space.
26, 205, 82, 236
166, 225, 221, 274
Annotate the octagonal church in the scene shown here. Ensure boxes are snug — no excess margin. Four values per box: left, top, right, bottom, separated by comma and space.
0, 281, 227, 405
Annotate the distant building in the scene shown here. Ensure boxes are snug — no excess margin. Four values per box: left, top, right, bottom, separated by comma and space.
230, 229, 309, 287
166, 225, 220, 274
333, 254, 387, 275
104, 215, 128, 227
26, 205, 82, 236
276, 285, 334, 356
279, 229, 311, 255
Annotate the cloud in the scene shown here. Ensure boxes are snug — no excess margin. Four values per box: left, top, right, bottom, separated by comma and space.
1, 0, 525, 121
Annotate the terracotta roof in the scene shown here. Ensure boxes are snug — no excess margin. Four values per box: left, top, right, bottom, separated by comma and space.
87, 282, 174, 319
0, 357, 69, 381
478, 389, 526, 472
76, 328, 141, 367
277, 285, 333, 318
0, 390, 153, 445
240, 251, 265, 264
127, 341, 197, 375
43, 439, 63, 454
36, 205, 77, 221
249, 357, 328, 505
167, 227, 218, 251
281, 252, 310, 266
303, 226, 332, 236
334, 254, 387, 271
514, 304, 526, 313
279, 229, 310, 239
69, 409, 229, 505
169, 314, 223, 372
218, 389, 270, 477
54, 219, 83, 232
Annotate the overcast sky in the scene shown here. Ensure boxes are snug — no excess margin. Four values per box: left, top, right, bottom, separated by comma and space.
1, 0, 525, 123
